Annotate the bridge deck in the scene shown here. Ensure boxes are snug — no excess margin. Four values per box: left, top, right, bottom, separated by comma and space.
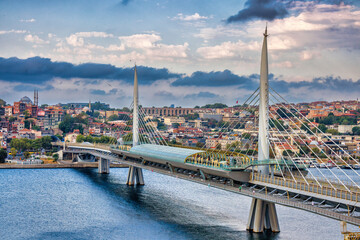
58, 143, 360, 226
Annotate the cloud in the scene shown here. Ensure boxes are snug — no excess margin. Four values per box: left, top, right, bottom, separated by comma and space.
154, 91, 176, 99
120, 0, 132, 5
271, 76, 360, 93
172, 13, 208, 21
109, 88, 118, 94
184, 91, 219, 99
90, 89, 106, 95
227, 0, 288, 23
0, 29, 27, 35
66, 32, 114, 47
119, 34, 161, 48
20, 18, 36, 23
24, 34, 48, 44
197, 40, 259, 59
0, 56, 181, 84
118, 33, 189, 60
172, 69, 259, 88
106, 44, 125, 51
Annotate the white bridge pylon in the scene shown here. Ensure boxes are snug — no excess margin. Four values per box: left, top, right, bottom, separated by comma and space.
126, 65, 145, 186
246, 26, 280, 233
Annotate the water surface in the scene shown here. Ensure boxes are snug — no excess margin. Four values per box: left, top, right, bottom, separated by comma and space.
0, 168, 357, 240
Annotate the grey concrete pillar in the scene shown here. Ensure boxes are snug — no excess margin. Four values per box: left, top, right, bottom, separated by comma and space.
98, 158, 110, 174
247, 198, 280, 233
126, 166, 144, 185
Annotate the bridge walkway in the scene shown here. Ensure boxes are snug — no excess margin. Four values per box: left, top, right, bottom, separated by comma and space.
61, 145, 360, 226
250, 173, 360, 206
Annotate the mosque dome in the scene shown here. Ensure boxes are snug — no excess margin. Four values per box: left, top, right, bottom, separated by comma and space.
20, 96, 33, 104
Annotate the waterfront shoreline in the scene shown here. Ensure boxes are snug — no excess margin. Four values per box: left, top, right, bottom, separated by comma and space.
0, 163, 128, 169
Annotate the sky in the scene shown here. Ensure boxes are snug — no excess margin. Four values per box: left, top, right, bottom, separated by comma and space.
0, 0, 359, 108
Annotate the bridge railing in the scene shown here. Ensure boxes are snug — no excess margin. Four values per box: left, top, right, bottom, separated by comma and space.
251, 172, 360, 203
110, 145, 131, 152
63, 142, 111, 151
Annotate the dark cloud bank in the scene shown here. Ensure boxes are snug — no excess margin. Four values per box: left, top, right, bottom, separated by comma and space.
0, 56, 359, 95
0, 57, 180, 85
226, 0, 359, 23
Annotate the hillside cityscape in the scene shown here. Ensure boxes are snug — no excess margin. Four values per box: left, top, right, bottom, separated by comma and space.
1, 91, 360, 166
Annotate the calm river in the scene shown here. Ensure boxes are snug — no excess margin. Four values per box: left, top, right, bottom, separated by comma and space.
0, 168, 358, 240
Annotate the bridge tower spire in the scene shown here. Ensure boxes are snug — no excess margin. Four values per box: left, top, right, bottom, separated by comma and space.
127, 64, 144, 186
258, 25, 269, 174
247, 26, 280, 233
133, 65, 139, 146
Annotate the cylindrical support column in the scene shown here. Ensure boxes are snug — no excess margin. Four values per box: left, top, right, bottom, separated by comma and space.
253, 199, 265, 232
126, 166, 144, 185
247, 198, 280, 233
98, 158, 110, 174
267, 202, 280, 232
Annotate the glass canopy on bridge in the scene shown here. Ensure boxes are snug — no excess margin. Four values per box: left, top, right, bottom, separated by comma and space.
129, 144, 205, 163
112, 144, 307, 170
112, 144, 305, 171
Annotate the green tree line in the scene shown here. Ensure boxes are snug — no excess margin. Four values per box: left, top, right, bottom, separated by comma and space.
76, 134, 116, 144
10, 136, 53, 152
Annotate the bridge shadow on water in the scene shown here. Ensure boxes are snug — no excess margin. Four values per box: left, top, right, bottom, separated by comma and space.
76, 169, 279, 240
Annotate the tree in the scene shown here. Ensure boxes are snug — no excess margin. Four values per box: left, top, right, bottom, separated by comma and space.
201, 103, 228, 108
326, 129, 339, 135
9, 116, 16, 123
216, 143, 222, 150
300, 146, 310, 156
76, 134, 86, 143
24, 151, 31, 159
121, 107, 131, 112
59, 115, 75, 133
276, 108, 289, 118
196, 142, 205, 148
301, 123, 313, 134
318, 124, 327, 133
40, 136, 52, 150
352, 127, 360, 135
270, 119, 286, 131
24, 110, 30, 119
32, 125, 41, 131
0, 99, 6, 106
10, 148, 17, 157
24, 120, 30, 129
122, 132, 147, 143
282, 150, 294, 157
55, 134, 64, 141
242, 133, 251, 139
108, 114, 119, 121
0, 149, 7, 163
53, 153, 59, 162
311, 147, 320, 156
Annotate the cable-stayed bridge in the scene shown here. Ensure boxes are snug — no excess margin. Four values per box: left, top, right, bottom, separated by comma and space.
56, 27, 360, 234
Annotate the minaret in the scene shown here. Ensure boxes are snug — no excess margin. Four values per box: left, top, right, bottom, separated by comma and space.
258, 26, 270, 174
34, 89, 38, 106
133, 65, 139, 146
89, 100, 91, 112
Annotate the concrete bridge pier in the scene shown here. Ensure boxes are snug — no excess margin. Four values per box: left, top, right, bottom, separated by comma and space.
247, 198, 280, 233
126, 166, 144, 186
98, 157, 110, 174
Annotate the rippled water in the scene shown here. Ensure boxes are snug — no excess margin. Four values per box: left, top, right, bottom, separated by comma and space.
0, 168, 358, 240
